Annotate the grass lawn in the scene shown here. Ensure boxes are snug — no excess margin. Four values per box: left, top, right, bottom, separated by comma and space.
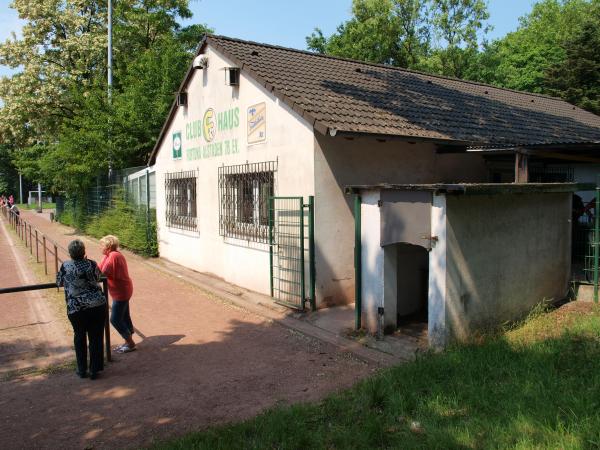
16, 202, 56, 210
153, 302, 600, 450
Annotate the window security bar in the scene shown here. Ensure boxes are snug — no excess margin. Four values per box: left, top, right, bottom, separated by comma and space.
218, 161, 277, 243
165, 170, 197, 231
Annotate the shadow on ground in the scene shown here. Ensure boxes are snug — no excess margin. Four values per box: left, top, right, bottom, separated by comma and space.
0, 318, 371, 450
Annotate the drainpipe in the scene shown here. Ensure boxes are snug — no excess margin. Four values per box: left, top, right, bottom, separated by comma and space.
354, 194, 362, 330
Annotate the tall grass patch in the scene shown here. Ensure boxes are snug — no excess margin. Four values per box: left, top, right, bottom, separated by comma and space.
153, 303, 600, 450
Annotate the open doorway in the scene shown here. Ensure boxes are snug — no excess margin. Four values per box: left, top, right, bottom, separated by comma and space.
396, 243, 429, 341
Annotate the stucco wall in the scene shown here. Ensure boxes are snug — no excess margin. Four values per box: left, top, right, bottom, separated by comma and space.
443, 193, 572, 341
154, 45, 315, 295
314, 134, 486, 307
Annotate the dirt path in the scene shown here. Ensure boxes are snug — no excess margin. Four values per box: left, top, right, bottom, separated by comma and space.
0, 212, 374, 450
0, 216, 71, 374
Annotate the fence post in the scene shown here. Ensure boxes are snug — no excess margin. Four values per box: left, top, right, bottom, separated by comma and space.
299, 197, 305, 310
29, 225, 33, 255
102, 278, 112, 362
308, 196, 316, 312
269, 196, 274, 298
53, 243, 58, 275
43, 236, 48, 275
35, 230, 39, 262
145, 169, 151, 253
594, 175, 599, 303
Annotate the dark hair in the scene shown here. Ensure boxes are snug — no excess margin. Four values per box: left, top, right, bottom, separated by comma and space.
68, 239, 86, 260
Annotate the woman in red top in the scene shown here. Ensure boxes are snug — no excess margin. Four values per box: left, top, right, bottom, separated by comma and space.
99, 235, 136, 353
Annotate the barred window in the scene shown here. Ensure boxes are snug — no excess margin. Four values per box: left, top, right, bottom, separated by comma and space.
165, 170, 197, 231
219, 161, 277, 242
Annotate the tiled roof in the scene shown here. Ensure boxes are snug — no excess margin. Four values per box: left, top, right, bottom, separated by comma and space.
149, 34, 600, 164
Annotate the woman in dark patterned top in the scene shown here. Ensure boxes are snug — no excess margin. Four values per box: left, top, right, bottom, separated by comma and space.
57, 239, 107, 379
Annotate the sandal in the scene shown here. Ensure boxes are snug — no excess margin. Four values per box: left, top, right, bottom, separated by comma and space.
117, 344, 136, 353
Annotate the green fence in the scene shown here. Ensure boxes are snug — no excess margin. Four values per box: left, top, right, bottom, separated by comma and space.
55, 167, 157, 256
572, 177, 600, 303
269, 196, 315, 311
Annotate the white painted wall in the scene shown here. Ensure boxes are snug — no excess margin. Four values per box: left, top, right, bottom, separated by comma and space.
360, 190, 383, 333
154, 45, 315, 295
428, 193, 447, 349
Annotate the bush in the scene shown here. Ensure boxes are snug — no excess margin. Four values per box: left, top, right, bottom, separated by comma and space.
57, 192, 158, 257
55, 196, 87, 229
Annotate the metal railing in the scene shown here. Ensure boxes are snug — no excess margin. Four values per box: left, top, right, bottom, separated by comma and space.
0, 280, 112, 362
2, 206, 66, 275
0, 206, 112, 361
572, 178, 600, 303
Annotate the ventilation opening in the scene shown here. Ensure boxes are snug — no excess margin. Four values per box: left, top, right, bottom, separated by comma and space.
225, 67, 240, 86
176, 92, 187, 107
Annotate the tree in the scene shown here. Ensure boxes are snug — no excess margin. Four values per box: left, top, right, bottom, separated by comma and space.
307, 0, 430, 68
545, 5, 600, 114
306, 0, 489, 76
472, 0, 597, 92
0, 0, 107, 147
0, 145, 19, 196
1, 1, 211, 194
423, 0, 490, 78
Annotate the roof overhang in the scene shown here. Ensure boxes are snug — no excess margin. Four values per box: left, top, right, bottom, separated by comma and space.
147, 34, 600, 167
345, 182, 592, 196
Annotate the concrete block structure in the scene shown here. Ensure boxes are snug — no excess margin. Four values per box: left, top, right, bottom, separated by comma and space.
351, 184, 574, 347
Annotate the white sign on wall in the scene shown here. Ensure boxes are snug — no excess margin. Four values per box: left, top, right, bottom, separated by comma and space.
247, 102, 266, 144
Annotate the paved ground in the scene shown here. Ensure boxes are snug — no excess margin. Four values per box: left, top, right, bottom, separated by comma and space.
0, 216, 71, 373
0, 211, 375, 450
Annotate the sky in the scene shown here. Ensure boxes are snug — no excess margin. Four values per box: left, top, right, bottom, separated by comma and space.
0, 0, 538, 78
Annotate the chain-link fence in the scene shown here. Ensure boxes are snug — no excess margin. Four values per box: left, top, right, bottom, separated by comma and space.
56, 167, 157, 256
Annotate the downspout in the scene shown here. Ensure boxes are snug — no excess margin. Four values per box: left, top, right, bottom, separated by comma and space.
354, 194, 362, 330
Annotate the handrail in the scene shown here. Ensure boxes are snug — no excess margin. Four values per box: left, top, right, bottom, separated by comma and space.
0, 282, 58, 294
2, 205, 68, 252
0, 208, 112, 361
1, 206, 70, 275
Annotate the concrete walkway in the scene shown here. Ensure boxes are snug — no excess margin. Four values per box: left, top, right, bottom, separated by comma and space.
1, 211, 380, 450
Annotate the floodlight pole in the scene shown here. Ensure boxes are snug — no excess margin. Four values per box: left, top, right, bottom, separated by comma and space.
108, 0, 113, 101
107, 0, 113, 179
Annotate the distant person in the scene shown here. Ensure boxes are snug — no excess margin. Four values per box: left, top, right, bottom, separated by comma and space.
8, 194, 14, 206
99, 235, 136, 353
10, 204, 20, 224
572, 194, 585, 222
57, 239, 107, 380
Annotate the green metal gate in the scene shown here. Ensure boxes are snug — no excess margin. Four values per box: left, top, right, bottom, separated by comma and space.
269, 196, 315, 310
